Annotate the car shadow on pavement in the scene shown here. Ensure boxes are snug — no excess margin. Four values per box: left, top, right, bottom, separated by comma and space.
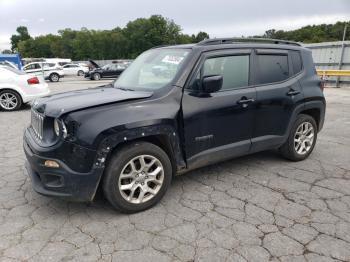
35, 150, 283, 215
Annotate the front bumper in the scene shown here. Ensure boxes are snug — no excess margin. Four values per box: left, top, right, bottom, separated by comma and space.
23, 130, 103, 202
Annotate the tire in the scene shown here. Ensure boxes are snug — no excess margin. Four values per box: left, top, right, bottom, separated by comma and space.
93, 73, 101, 80
49, 73, 60, 82
0, 90, 22, 111
103, 142, 172, 213
280, 114, 317, 161
77, 70, 84, 76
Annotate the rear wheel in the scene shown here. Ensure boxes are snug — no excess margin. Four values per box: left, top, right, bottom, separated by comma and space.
0, 90, 22, 111
103, 142, 172, 213
49, 73, 60, 82
280, 114, 317, 161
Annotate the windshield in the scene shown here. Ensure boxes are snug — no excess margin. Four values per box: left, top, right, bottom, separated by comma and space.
114, 48, 190, 91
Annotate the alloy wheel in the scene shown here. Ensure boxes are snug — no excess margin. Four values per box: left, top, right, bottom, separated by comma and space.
0, 92, 18, 110
118, 155, 164, 204
294, 122, 315, 155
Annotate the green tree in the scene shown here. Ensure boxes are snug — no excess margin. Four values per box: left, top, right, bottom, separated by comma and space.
11, 15, 209, 59
193, 31, 209, 42
1, 49, 12, 54
10, 26, 31, 52
262, 21, 350, 43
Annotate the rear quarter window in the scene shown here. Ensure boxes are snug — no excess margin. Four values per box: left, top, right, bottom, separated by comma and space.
257, 54, 289, 84
290, 50, 303, 74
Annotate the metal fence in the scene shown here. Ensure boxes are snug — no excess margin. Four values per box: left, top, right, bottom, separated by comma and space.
303, 41, 350, 87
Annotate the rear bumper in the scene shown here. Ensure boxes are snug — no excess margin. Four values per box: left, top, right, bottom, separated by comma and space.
22, 87, 50, 103
23, 131, 103, 202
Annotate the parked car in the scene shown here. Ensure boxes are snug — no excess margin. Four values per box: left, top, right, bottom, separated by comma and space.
62, 63, 89, 76
23, 62, 64, 82
24, 38, 325, 213
0, 66, 49, 111
85, 62, 127, 80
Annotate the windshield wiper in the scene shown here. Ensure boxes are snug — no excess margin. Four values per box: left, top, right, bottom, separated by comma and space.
116, 87, 135, 91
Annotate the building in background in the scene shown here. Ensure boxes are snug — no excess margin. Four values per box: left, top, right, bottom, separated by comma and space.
304, 41, 350, 87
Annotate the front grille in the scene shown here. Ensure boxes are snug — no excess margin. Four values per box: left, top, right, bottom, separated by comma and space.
31, 109, 44, 140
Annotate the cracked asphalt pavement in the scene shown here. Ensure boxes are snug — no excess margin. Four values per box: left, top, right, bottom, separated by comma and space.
1, 78, 350, 262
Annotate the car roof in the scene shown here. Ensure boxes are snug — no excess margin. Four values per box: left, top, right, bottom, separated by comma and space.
158, 38, 307, 52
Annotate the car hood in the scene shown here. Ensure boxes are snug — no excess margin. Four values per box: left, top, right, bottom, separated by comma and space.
32, 86, 153, 118
89, 59, 100, 69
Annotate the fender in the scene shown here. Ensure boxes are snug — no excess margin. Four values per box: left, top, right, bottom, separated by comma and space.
93, 124, 186, 173
283, 98, 325, 142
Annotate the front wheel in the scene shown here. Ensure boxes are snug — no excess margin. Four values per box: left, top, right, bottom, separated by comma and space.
49, 73, 60, 82
280, 114, 317, 161
77, 70, 84, 76
103, 142, 172, 213
92, 73, 101, 80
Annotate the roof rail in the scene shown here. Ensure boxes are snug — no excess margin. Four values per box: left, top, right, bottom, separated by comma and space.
197, 38, 301, 47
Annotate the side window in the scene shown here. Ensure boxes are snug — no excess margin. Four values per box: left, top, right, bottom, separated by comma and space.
34, 63, 41, 69
290, 51, 303, 75
194, 55, 249, 91
110, 64, 119, 70
26, 63, 41, 70
257, 55, 289, 84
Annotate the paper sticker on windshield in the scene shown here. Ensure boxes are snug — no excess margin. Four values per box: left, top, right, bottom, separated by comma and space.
162, 55, 184, 65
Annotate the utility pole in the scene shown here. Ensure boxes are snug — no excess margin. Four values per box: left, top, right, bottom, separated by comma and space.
336, 24, 348, 88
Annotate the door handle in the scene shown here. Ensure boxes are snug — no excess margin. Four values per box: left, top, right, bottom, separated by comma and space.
237, 97, 255, 105
287, 89, 300, 96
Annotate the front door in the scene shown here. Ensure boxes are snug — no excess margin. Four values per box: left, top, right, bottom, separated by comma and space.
24, 63, 43, 77
182, 50, 256, 169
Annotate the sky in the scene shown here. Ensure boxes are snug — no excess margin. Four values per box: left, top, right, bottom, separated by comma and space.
0, 0, 350, 50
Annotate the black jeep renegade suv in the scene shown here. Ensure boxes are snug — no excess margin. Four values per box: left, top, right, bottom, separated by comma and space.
24, 38, 325, 213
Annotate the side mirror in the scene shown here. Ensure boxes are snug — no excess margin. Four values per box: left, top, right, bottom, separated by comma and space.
202, 75, 223, 93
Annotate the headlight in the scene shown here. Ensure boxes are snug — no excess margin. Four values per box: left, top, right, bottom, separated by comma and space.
53, 119, 68, 138
54, 119, 60, 136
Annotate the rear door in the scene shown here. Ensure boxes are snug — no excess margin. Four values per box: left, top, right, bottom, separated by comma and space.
251, 49, 303, 152
182, 49, 257, 169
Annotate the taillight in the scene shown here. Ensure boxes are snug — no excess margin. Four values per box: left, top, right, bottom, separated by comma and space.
27, 77, 40, 85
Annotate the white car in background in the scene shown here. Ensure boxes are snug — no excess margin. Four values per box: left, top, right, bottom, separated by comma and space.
23, 62, 64, 82
0, 66, 50, 111
62, 63, 89, 76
